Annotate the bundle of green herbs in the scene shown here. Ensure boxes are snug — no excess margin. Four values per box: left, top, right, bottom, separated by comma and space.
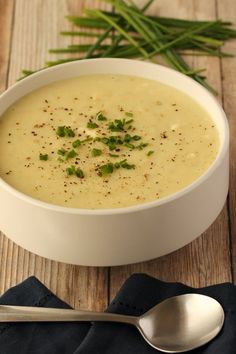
22, 0, 236, 93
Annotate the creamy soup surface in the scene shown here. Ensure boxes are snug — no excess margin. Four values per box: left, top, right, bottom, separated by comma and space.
0, 74, 219, 209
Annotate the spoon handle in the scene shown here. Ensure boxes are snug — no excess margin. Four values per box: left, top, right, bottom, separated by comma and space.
0, 305, 137, 325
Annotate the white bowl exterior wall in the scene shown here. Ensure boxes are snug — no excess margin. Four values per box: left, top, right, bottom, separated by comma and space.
0, 59, 229, 266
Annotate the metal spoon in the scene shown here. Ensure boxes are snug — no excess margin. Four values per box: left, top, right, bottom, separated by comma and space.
0, 293, 224, 353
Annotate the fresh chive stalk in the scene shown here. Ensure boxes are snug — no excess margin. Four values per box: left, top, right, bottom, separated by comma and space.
21, 0, 236, 93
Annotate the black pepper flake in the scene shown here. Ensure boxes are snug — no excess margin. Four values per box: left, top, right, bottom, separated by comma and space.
160, 132, 167, 139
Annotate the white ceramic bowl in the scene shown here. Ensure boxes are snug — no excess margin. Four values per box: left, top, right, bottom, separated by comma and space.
0, 59, 229, 266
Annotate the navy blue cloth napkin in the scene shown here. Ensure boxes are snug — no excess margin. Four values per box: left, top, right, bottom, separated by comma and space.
0, 274, 236, 354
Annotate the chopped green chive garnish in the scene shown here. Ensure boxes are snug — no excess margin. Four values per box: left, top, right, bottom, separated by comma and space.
91, 148, 102, 157
66, 165, 84, 178
108, 143, 116, 151
124, 143, 135, 149
93, 137, 101, 142
39, 153, 48, 161
109, 153, 119, 158
119, 159, 135, 170
96, 111, 107, 121
108, 118, 134, 132
122, 162, 135, 170
108, 121, 123, 132
114, 162, 121, 169
96, 133, 145, 152
57, 148, 66, 156
137, 142, 149, 150
133, 135, 141, 141
56, 126, 75, 137
147, 150, 154, 156
66, 165, 76, 175
72, 139, 81, 148
87, 121, 98, 129
125, 119, 134, 125
56, 126, 66, 137
65, 149, 77, 160
98, 162, 114, 177
125, 112, 133, 117
75, 168, 84, 178
98, 159, 135, 177
100, 137, 109, 144
123, 134, 132, 143
38, 109, 145, 180
124, 134, 141, 142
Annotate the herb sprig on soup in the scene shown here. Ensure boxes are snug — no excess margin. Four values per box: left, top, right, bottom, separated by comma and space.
0, 74, 219, 209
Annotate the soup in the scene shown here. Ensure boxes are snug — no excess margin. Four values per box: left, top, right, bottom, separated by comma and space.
0, 74, 219, 209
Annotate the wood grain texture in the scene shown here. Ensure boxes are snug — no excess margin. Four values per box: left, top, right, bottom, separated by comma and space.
217, 0, 236, 283
0, 0, 235, 309
0, 0, 15, 93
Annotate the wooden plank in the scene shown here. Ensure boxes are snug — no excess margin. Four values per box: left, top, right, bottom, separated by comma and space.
0, 0, 233, 311
0, 0, 16, 295
0, 0, 110, 311
0, 0, 15, 93
217, 0, 236, 282
110, 0, 231, 300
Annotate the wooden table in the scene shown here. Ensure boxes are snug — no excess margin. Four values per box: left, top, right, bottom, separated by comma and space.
0, 0, 235, 311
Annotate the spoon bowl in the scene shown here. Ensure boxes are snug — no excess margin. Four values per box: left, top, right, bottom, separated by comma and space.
137, 294, 225, 353
0, 293, 225, 352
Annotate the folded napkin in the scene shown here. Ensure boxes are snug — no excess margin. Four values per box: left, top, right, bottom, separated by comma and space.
0, 274, 236, 354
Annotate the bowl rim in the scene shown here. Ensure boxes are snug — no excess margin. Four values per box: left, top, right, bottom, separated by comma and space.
0, 58, 229, 216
